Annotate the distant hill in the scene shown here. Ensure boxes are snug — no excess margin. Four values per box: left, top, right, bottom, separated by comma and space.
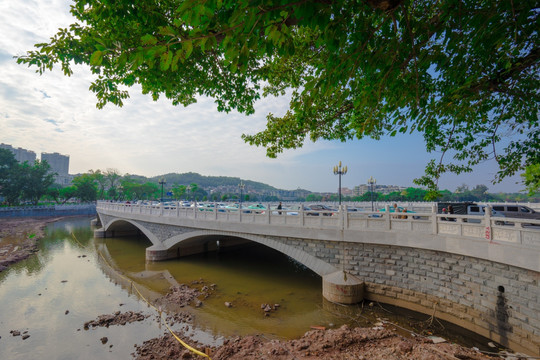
146, 172, 279, 192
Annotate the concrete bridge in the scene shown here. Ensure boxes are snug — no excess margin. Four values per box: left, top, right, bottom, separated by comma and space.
95, 201, 540, 356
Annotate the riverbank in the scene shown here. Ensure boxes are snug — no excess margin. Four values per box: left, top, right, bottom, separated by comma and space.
0, 216, 72, 271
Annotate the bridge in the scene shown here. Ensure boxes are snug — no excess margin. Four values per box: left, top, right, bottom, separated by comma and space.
95, 201, 540, 356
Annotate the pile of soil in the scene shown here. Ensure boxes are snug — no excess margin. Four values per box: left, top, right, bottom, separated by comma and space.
156, 281, 216, 309
0, 217, 67, 271
84, 311, 150, 329
133, 325, 494, 360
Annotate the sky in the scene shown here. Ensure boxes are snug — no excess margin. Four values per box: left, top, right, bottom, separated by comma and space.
0, 0, 525, 194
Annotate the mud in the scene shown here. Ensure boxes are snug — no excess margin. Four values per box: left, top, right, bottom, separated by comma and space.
84, 311, 150, 329
0, 217, 70, 272
134, 324, 496, 360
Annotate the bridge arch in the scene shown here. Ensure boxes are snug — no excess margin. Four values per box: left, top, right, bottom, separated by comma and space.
162, 230, 339, 277
101, 218, 159, 246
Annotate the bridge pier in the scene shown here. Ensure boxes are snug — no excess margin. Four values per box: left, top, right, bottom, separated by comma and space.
322, 271, 364, 304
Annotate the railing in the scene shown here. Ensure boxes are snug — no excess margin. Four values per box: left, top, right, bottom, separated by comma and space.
97, 201, 540, 245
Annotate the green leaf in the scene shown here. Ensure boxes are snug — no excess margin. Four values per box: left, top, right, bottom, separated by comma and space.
141, 34, 158, 46
90, 51, 103, 66
182, 40, 193, 58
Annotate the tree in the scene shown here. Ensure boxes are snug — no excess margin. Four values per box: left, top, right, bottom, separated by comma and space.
21, 160, 56, 205
1, 161, 25, 206
0, 149, 17, 187
522, 164, 540, 196
471, 184, 489, 201
89, 169, 107, 199
17, 0, 539, 193
172, 184, 187, 200
105, 168, 122, 199
72, 174, 98, 202
189, 183, 199, 200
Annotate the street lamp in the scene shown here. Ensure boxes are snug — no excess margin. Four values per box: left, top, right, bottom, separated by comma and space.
158, 178, 166, 202
367, 176, 376, 211
333, 161, 348, 206
186, 185, 191, 201
238, 180, 245, 208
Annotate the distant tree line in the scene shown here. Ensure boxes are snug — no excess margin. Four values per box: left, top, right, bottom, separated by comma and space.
2, 157, 538, 206
303, 184, 539, 204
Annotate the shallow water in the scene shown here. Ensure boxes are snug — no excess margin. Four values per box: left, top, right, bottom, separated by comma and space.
0, 217, 495, 359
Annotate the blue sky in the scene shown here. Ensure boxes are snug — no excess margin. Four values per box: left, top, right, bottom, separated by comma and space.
0, 0, 525, 193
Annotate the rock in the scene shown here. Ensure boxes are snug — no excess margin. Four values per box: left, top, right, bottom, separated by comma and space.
194, 299, 203, 307
224, 302, 232, 308
65, 310, 69, 315
264, 305, 272, 312
22, 334, 30, 340
100, 337, 108, 344
61, 280, 68, 283
11, 330, 21, 336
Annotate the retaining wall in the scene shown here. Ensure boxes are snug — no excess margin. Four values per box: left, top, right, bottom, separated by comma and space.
0, 204, 96, 218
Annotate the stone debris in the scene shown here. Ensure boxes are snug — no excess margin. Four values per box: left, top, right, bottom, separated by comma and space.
156, 281, 213, 309
84, 311, 149, 329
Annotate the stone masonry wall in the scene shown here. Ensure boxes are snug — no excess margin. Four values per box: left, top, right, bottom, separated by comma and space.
271, 235, 540, 356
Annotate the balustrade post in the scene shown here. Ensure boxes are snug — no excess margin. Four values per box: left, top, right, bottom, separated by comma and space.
267, 203, 271, 224
342, 205, 348, 229
432, 204, 438, 234
385, 204, 391, 230
484, 205, 492, 241
214, 202, 218, 219
300, 204, 305, 227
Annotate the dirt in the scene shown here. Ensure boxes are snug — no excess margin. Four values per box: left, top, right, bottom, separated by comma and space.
132, 283, 500, 360
84, 311, 150, 329
133, 324, 497, 360
0, 217, 71, 272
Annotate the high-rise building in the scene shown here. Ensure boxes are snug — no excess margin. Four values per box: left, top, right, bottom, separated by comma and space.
0, 143, 36, 164
41, 152, 71, 185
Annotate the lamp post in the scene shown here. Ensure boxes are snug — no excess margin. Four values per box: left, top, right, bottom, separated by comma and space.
333, 161, 348, 206
367, 176, 376, 211
186, 185, 191, 201
158, 178, 166, 202
238, 180, 245, 208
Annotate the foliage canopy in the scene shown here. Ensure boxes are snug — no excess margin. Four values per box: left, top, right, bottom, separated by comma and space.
17, 0, 539, 193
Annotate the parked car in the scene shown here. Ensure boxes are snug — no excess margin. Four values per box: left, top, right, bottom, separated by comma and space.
271, 205, 299, 216
307, 204, 336, 216
247, 204, 266, 214
465, 205, 506, 224
491, 204, 540, 221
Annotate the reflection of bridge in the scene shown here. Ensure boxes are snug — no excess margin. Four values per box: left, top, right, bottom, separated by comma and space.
95, 201, 540, 356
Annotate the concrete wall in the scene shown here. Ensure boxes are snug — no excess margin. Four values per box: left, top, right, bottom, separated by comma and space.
0, 204, 96, 218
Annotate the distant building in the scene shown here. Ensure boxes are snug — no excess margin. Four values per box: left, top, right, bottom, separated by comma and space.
353, 183, 406, 196
41, 152, 72, 186
0, 143, 36, 164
